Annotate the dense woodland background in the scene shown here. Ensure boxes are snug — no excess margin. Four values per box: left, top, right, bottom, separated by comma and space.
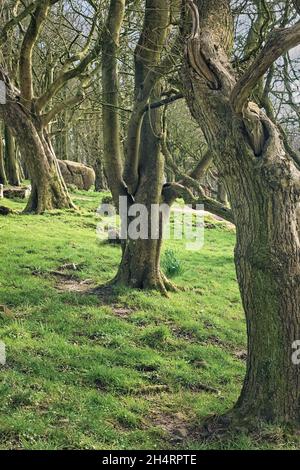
1, 1, 300, 196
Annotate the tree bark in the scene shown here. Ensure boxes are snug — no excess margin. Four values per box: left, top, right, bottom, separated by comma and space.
4, 125, 20, 186
115, 92, 175, 295
94, 157, 108, 192
217, 181, 228, 206
0, 99, 74, 213
102, 0, 174, 293
183, 0, 300, 426
0, 123, 7, 185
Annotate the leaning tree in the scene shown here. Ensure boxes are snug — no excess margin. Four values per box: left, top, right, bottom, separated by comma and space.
181, 0, 300, 426
0, 0, 102, 213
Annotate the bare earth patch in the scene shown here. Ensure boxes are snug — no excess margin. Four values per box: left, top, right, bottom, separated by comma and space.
112, 307, 134, 318
56, 278, 94, 293
148, 410, 191, 445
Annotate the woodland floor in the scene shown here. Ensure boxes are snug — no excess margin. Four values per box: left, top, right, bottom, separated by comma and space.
0, 189, 299, 450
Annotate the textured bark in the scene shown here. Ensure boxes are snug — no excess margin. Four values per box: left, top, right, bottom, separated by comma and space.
217, 182, 228, 206
94, 157, 108, 192
102, 0, 174, 292
4, 125, 20, 186
183, 0, 300, 426
0, 99, 74, 213
115, 86, 175, 295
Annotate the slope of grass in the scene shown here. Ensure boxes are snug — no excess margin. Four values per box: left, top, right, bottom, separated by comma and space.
0, 190, 298, 450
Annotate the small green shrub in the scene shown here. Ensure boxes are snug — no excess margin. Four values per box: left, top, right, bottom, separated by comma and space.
161, 249, 183, 278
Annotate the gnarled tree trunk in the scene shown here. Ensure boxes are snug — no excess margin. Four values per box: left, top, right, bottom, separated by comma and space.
183, 0, 300, 426
115, 98, 174, 294
102, 0, 174, 293
0, 123, 7, 185
1, 98, 74, 213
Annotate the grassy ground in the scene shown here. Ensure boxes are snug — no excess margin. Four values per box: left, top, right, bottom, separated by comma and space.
0, 190, 299, 450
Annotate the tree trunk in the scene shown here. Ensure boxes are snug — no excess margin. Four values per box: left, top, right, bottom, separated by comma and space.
228, 144, 300, 425
94, 157, 108, 192
1, 101, 74, 214
190, 98, 300, 428
102, 0, 173, 293
24, 131, 74, 214
182, 0, 300, 426
114, 103, 174, 295
0, 124, 7, 185
4, 125, 20, 186
116, 239, 171, 293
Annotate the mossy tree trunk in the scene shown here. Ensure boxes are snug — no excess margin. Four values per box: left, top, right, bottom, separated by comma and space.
102, 0, 174, 292
183, 0, 300, 425
1, 99, 74, 213
115, 92, 175, 294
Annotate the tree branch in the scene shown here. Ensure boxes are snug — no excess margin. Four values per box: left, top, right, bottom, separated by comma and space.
0, 0, 58, 45
231, 21, 300, 114
162, 182, 234, 224
19, 0, 51, 104
41, 93, 85, 126
35, 28, 102, 113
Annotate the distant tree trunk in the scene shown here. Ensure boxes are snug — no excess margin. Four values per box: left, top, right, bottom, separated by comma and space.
183, 0, 300, 426
61, 129, 68, 160
94, 157, 108, 192
0, 124, 7, 185
4, 125, 20, 186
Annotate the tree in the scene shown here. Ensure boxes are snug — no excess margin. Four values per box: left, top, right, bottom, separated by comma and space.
102, 0, 233, 294
182, 0, 300, 427
0, 0, 101, 213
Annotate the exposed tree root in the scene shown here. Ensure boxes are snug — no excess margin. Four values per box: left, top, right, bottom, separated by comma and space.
193, 408, 300, 443
109, 271, 179, 297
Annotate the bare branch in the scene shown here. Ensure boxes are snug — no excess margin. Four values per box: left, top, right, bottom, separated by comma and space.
41, 93, 85, 126
231, 21, 300, 114
163, 182, 234, 224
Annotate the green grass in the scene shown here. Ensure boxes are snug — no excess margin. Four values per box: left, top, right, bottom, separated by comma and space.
0, 190, 299, 450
